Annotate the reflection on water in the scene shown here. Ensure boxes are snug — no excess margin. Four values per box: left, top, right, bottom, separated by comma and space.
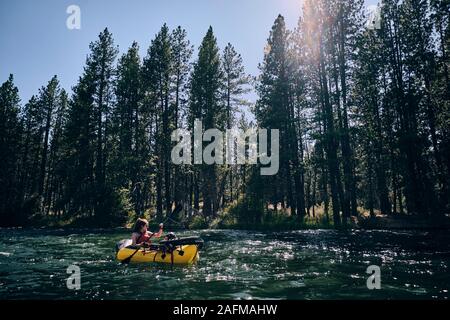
0, 228, 449, 299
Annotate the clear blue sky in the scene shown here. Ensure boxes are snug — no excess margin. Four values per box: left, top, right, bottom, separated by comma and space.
0, 0, 377, 104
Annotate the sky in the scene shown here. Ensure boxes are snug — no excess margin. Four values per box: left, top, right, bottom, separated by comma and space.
0, 0, 378, 105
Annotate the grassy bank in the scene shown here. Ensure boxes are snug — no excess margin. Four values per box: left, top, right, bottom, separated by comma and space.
14, 203, 450, 231
188, 201, 450, 231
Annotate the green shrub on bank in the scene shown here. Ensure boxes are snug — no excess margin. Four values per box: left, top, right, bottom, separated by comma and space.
189, 215, 209, 229
213, 198, 334, 230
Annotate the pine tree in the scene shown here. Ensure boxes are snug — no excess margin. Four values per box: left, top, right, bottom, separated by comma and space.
352, 29, 391, 215
88, 28, 118, 220
221, 43, 251, 204
170, 26, 193, 209
112, 41, 144, 216
46, 89, 69, 217
0, 75, 22, 226
171, 26, 193, 127
142, 24, 174, 220
18, 95, 41, 209
37, 76, 61, 204
61, 28, 120, 224
189, 27, 224, 217
256, 15, 293, 213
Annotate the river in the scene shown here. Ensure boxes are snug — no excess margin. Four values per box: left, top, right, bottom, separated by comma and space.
0, 228, 449, 299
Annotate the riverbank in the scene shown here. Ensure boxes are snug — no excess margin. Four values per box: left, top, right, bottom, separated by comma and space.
357, 214, 450, 230
191, 212, 450, 231
4, 211, 450, 231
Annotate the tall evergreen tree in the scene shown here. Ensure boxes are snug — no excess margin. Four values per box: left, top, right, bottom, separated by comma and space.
221, 43, 251, 204
170, 26, 193, 209
62, 28, 120, 224
142, 24, 173, 219
189, 27, 224, 217
112, 41, 146, 216
46, 90, 69, 217
0, 75, 22, 226
37, 76, 61, 203
255, 14, 313, 220
19, 95, 42, 211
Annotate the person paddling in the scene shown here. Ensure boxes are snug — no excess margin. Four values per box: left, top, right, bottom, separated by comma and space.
131, 218, 164, 246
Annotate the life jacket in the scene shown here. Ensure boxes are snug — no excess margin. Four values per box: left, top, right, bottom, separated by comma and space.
136, 232, 154, 244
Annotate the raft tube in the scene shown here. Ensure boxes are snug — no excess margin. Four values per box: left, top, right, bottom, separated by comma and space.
116, 237, 203, 265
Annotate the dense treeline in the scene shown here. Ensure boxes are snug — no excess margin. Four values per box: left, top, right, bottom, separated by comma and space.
0, 0, 448, 227
0, 24, 250, 227
248, 0, 449, 227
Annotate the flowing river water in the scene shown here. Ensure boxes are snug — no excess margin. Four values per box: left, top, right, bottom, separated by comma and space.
0, 228, 449, 299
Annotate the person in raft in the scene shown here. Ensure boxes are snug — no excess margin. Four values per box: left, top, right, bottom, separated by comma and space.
131, 218, 164, 246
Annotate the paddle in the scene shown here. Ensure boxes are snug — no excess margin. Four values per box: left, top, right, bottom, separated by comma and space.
120, 223, 163, 264
120, 246, 141, 264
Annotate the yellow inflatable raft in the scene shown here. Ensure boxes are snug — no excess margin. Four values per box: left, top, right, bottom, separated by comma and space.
116, 237, 203, 265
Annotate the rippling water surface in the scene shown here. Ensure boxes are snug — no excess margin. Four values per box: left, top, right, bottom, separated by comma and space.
0, 228, 449, 299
